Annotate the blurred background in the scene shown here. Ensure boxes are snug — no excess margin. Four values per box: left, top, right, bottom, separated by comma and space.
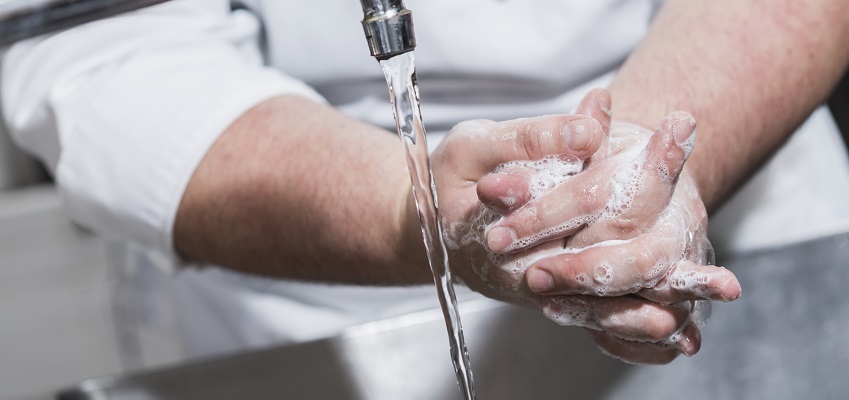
0, 59, 184, 400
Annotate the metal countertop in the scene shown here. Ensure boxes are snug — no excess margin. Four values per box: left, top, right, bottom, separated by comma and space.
58, 231, 849, 399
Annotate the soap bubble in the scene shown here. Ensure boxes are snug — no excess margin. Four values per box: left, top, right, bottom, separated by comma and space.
593, 263, 613, 285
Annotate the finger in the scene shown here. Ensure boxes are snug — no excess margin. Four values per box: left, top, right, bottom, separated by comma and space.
449, 113, 604, 179
476, 158, 587, 215
541, 295, 703, 356
541, 295, 696, 346
526, 203, 737, 302
638, 260, 742, 303
483, 161, 616, 254
476, 167, 535, 215
483, 113, 697, 254
476, 90, 614, 216
585, 327, 698, 365
570, 112, 697, 247
575, 88, 612, 166
524, 212, 686, 295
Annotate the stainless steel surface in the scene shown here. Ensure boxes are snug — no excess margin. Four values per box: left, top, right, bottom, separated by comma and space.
56, 299, 630, 400
605, 231, 849, 400
0, 0, 171, 46
56, 231, 849, 399
359, 0, 415, 60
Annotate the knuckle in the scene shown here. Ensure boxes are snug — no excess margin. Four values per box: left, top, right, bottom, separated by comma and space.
517, 205, 543, 234
561, 261, 586, 289
579, 184, 607, 215
519, 122, 544, 160
609, 217, 643, 238
546, 256, 586, 293
635, 245, 670, 287
443, 120, 493, 148
451, 119, 493, 133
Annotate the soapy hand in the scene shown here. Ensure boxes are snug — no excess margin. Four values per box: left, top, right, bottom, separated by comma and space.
475, 92, 741, 363
482, 117, 738, 299
430, 91, 609, 306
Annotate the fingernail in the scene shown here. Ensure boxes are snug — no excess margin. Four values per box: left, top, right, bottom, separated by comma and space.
678, 337, 697, 357
565, 119, 594, 151
676, 324, 701, 356
717, 270, 742, 302
669, 112, 696, 157
527, 268, 554, 293
486, 226, 517, 253
595, 90, 612, 117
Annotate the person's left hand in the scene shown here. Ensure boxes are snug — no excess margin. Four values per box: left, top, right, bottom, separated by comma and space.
475, 92, 741, 363
432, 88, 739, 363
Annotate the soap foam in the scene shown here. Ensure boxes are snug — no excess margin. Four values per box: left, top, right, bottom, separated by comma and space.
605, 152, 647, 218
496, 155, 584, 199
592, 263, 613, 285
443, 119, 711, 308
543, 297, 594, 328
677, 118, 697, 158
499, 196, 516, 206
500, 213, 598, 253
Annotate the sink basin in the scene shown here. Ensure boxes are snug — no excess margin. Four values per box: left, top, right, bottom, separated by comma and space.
58, 232, 849, 399
57, 299, 630, 400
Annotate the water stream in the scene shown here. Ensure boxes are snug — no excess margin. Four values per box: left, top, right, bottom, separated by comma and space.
379, 52, 477, 400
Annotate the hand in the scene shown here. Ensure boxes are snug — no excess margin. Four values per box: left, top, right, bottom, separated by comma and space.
476, 94, 741, 363
430, 91, 609, 306
487, 118, 736, 300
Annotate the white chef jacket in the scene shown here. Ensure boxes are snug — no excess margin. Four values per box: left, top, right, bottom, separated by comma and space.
3, 0, 849, 360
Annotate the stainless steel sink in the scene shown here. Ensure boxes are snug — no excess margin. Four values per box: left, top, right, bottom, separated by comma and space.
58, 232, 849, 399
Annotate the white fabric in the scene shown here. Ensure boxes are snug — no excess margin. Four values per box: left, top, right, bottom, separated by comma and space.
709, 106, 849, 256
1, 0, 325, 256
3, 0, 849, 359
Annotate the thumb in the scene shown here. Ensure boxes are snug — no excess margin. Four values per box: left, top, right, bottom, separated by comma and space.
576, 88, 612, 165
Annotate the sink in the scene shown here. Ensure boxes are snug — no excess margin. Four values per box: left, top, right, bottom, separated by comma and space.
58, 232, 849, 399
57, 299, 630, 400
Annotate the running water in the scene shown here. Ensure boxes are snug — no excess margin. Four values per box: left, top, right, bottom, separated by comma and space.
379, 52, 476, 400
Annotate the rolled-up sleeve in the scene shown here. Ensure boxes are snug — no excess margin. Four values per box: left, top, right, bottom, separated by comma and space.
1, 0, 324, 259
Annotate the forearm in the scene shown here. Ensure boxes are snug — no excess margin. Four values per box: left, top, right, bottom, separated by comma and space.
609, 0, 849, 211
174, 95, 429, 284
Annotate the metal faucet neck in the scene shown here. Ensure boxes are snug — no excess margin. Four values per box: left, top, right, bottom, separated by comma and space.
358, 0, 416, 60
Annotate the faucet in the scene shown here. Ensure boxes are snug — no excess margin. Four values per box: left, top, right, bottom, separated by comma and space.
358, 0, 416, 60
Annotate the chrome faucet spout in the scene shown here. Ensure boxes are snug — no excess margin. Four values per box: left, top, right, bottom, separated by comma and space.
358, 0, 416, 60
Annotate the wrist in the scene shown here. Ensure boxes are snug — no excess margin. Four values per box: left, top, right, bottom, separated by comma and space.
393, 174, 430, 279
